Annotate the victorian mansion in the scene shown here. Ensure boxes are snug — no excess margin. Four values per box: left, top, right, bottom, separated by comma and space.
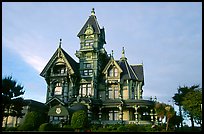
40, 8, 157, 125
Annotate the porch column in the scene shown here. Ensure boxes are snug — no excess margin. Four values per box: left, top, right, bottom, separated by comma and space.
150, 109, 154, 122
134, 105, 140, 124
118, 105, 123, 124
99, 107, 102, 122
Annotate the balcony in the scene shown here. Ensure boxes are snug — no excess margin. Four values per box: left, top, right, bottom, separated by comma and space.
50, 73, 68, 77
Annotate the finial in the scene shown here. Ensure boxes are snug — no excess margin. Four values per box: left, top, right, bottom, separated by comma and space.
120, 47, 127, 61
111, 50, 114, 57
91, 8, 95, 16
59, 38, 62, 48
122, 47, 125, 57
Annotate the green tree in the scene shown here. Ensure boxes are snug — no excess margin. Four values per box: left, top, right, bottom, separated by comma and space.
182, 89, 202, 127
71, 110, 88, 132
18, 111, 44, 131
2, 76, 25, 127
172, 85, 200, 128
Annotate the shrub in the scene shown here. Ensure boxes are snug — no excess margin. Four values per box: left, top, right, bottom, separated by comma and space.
62, 125, 74, 131
117, 126, 127, 132
38, 123, 53, 131
71, 110, 88, 131
18, 111, 45, 131
5, 127, 19, 131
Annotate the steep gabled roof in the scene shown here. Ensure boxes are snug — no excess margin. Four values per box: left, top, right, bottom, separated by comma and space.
45, 97, 65, 106
117, 60, 138, 81
131, 64, 144, 81
77, 12, 101, 37
61, 48, 79, 74
40, 47, 79, 77
102, 57, 123, 74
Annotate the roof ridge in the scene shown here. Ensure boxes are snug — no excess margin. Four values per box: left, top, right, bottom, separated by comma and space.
130, 65, 138, 80
124, 61, 131, 78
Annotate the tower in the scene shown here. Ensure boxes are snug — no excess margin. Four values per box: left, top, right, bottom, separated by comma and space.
75, 8, 108, 99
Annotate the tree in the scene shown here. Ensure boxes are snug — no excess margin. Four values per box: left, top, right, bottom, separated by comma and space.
18, 111, 45, 131
172, 84, 200, 128
2, 76, 25, 127
165, 105, 175, 131
71, 110, 88, 132
182, 89, 202, 127
155, 102, 175, 131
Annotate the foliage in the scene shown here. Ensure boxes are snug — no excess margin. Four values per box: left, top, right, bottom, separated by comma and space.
4, 126, 19, 131
62, 125, 74, 131
172, 84, 201, 128
38, 123, 53, 131
2, 76, 25, 127
71, 110, 88, 130
91, 124, 175, 132
182, 89, 202, 126
18, 111, 45, 131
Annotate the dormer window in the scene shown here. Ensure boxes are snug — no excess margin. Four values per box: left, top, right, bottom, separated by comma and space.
53, 65, 66, 74
54, 83, 62, 95
108, 66, 118, 77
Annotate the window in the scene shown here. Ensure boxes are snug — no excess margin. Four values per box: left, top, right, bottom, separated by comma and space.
53, 65, 66, 74
54, 83, 62, 95
108, 66, 118, 77
84, 63, 92, 68
85, 40, 94, 46
84, 69, 93, 76
109, 110, 118, 120
108, 85, 119, 99
79, 84, 92, 97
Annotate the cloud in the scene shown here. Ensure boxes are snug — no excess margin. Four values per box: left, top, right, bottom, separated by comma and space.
3, 33, 50, 73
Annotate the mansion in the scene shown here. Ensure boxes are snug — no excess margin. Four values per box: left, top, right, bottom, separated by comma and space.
40, 8, 157, 125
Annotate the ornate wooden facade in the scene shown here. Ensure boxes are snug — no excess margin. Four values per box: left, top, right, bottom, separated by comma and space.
40, 8, 157, 125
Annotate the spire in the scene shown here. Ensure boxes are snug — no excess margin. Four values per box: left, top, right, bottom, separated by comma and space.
120, 47, 127, 61
111, 50, 114, 58
91, 8, 95, 16
122, 47, 125, 57
59, 38, 62, 48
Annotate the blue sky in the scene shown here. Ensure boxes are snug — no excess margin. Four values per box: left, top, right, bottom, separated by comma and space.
2, 2, 202, 116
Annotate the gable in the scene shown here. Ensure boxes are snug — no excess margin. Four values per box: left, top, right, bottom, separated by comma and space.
40, 47, 79, 77
45, 97, 65, 106
102, 58, 123, 75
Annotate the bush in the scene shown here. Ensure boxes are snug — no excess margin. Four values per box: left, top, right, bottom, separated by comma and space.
117, 126, 127, 132
38, 123, 53, 131
18, 111, 45, 131
5, 127, 19, 131
62, 125, 74, 131
71, 110, 88, 130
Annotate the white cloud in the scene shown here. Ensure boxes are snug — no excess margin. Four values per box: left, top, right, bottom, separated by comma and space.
3, 33, 52, 73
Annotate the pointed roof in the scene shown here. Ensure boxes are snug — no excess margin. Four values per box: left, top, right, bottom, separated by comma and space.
131, 64, 144, 81
40, 42, 79, 77
77, 8, 101, 37
102, 54, 123, 74
117, 60, 138, 82
45, 96, 65, 105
